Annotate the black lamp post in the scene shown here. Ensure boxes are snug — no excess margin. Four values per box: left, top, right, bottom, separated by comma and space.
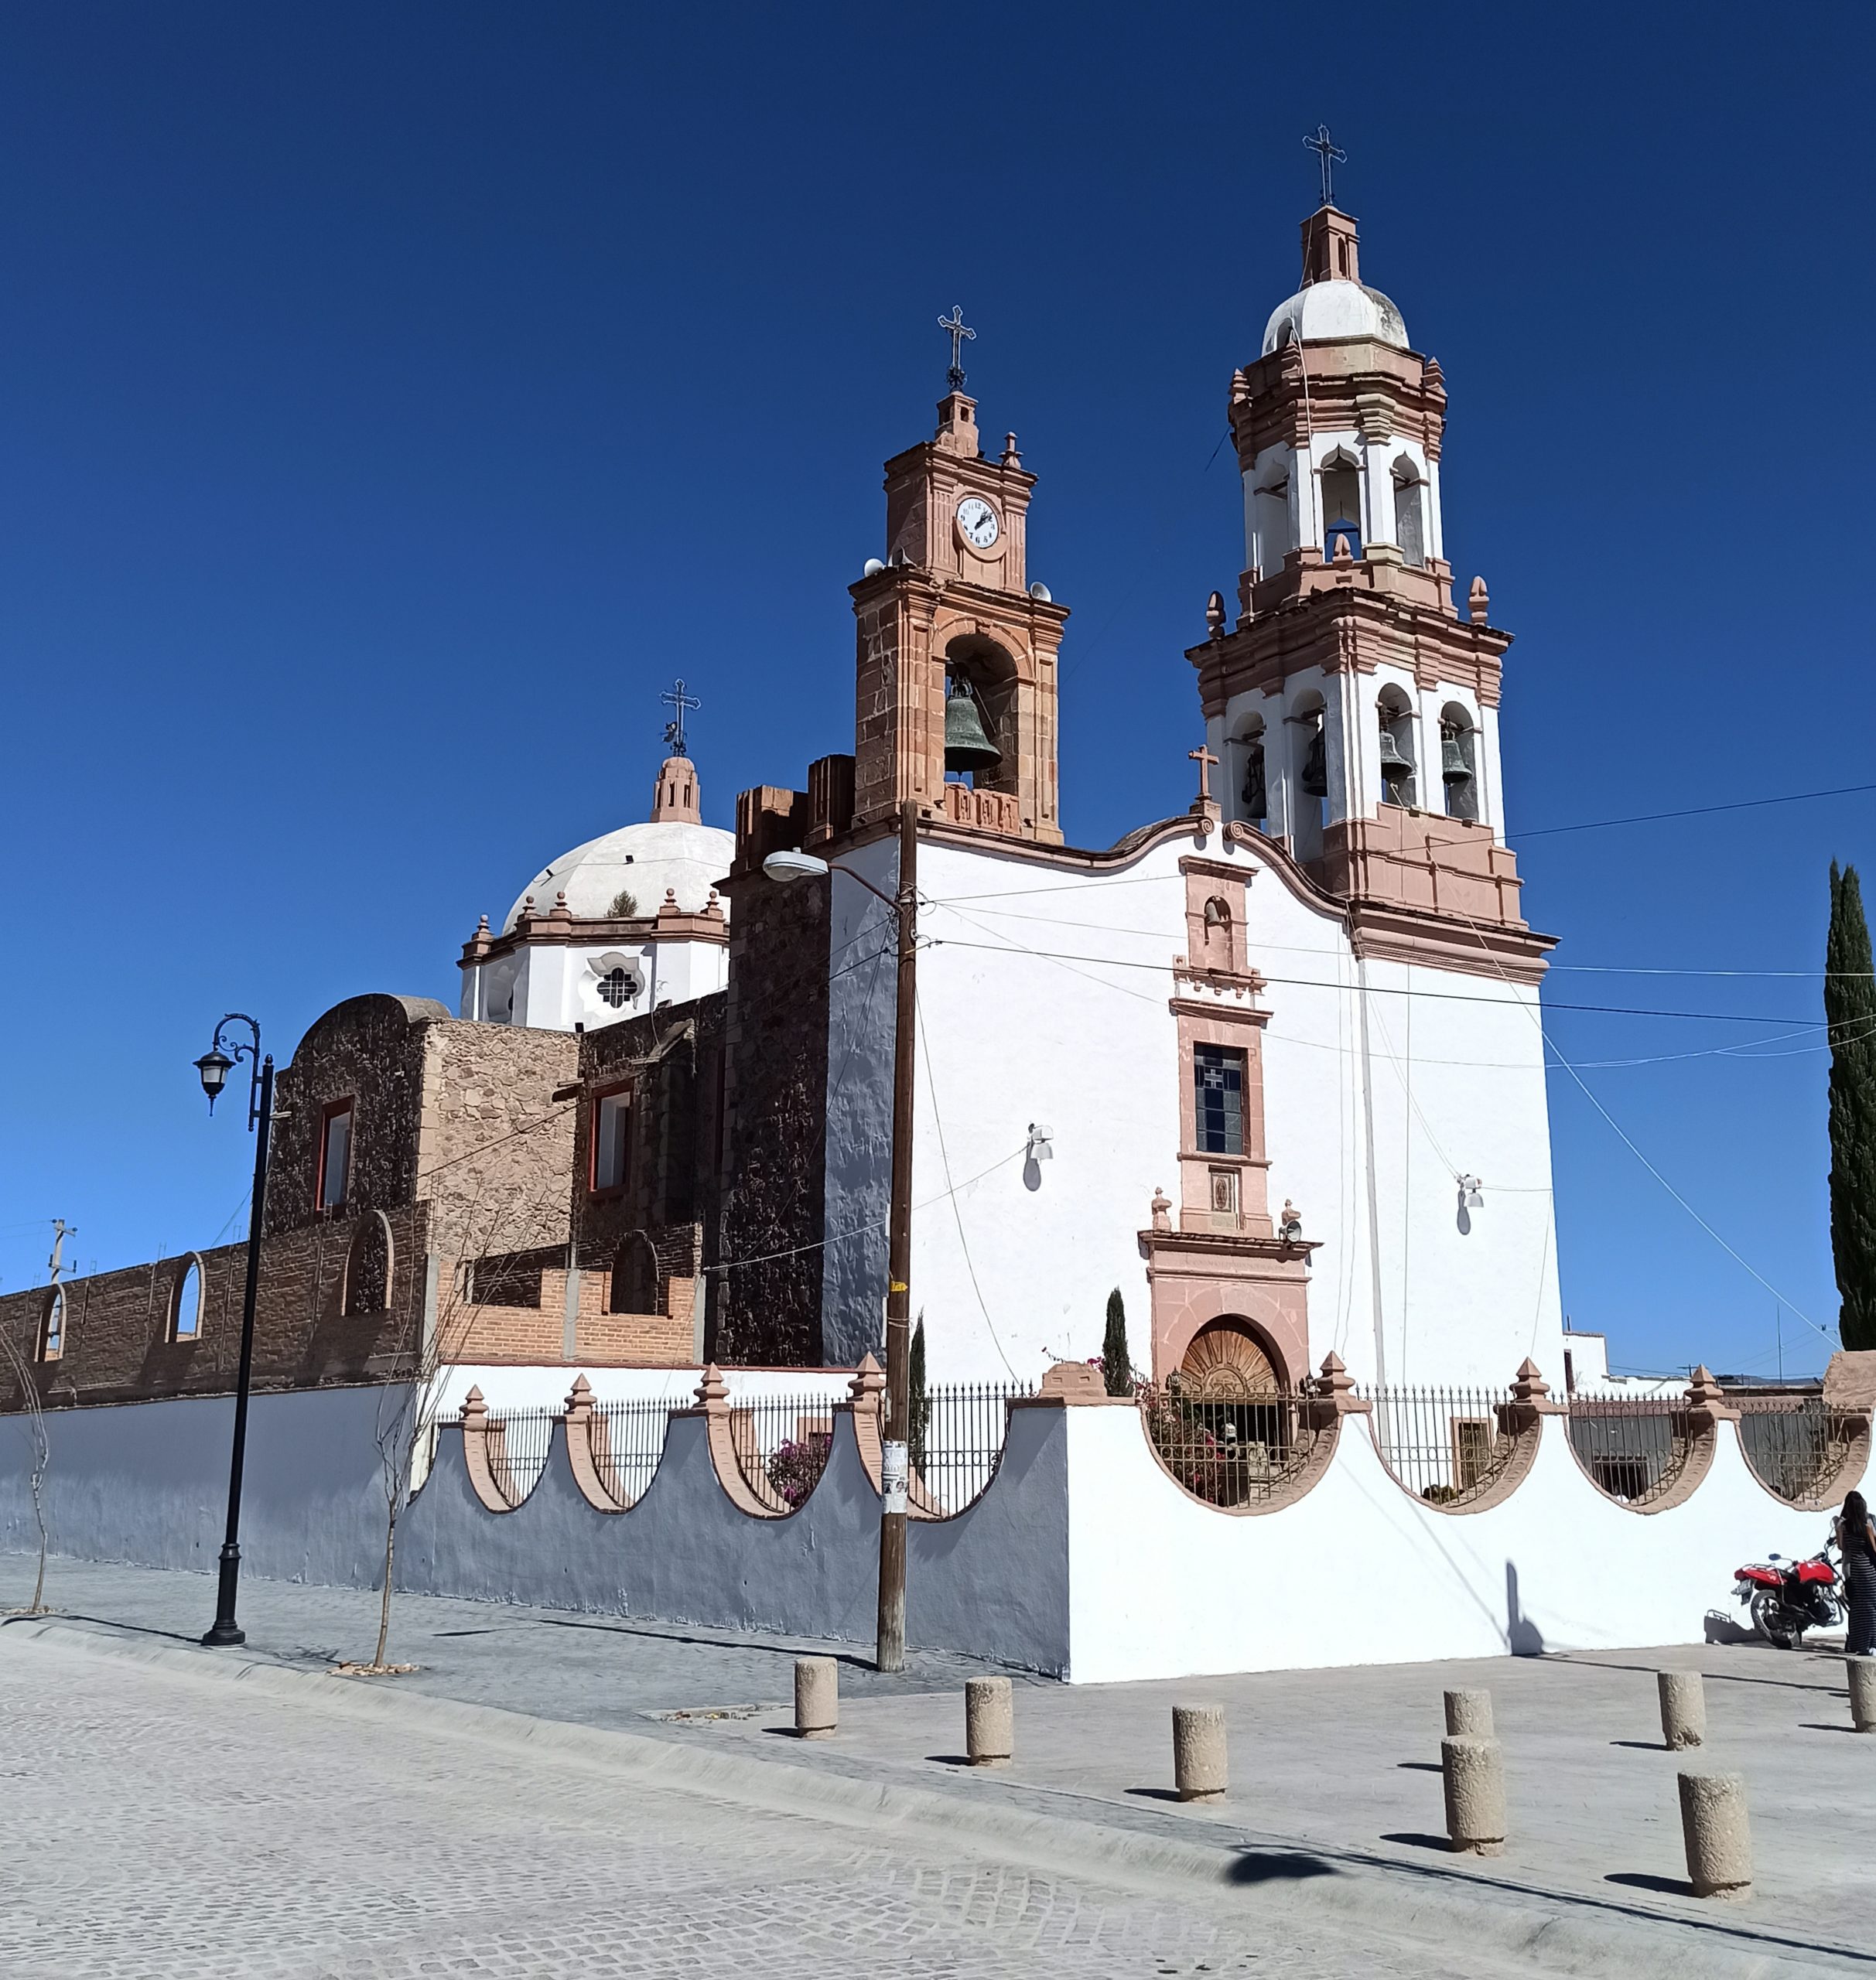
193, 1013, 275, 1647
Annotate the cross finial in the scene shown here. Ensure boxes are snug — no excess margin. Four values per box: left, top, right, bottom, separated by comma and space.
1189, 744, 1219, 807
1303, 125, 1347, 209
660, 677, 702, 756
938, 306, 976, 391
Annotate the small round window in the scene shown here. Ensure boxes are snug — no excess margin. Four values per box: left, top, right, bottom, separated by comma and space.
597, 968, 637, 1009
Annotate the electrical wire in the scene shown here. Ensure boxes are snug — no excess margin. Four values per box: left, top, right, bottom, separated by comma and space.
1510, 781, 1876, 842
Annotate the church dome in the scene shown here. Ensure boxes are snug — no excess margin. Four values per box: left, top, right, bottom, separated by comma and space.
503, 817, 734, 934
1261, 278, 1408, 356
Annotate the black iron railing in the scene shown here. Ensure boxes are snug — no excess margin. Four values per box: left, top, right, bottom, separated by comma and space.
1140, 1375, 1322, 1509
730, 1392, 840, 1511
1734, 1397, 1865, 1504
911, 1381, 1035, 1515
1564, 1396, 1692, 1506
487, 1408, 558, 1507
1360, 1387, 1519, 1506
590, 1397, 681, 1507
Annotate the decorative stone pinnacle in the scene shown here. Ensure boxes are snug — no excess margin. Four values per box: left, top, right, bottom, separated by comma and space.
1331, 533, 1355, 566
564, 1373, 593, 1421
460, 1385, 487, 1429
695, 1363, 728, 1408
1468, 575, 1490, 623
550, 889, 572, 921
1001, 432, 1020, 466
1150, 1186, 1171, 1232
1509, 1358, 1550, 1405
1205, 590, 1226, 639
849, 1351, 885, 1405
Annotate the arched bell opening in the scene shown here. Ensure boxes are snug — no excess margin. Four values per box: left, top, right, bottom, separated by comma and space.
1376, 685, 1418, 810
942, 634, 1017, 794
1234, 715, 1268, 828
1287, 689, 1328, 861
1440, 702, 1480, 823
1318, 446, 1362, 560
1392, 456, 1428, 569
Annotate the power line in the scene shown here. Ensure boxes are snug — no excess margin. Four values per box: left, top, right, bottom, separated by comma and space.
1509, 781, 1876, 842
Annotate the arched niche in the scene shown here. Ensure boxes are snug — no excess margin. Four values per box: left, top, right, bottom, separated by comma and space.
342, 1212, 395, 1319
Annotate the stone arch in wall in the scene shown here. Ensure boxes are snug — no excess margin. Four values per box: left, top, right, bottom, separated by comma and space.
941, 632, 1020, 795
1178, 1316, 1287, 1391
610, 1231, 660, 1316
171, 1255, 207, 1342
1376, 683, 1418, 809
342, 1212, 395, 1319
1440, 700, 1480, 822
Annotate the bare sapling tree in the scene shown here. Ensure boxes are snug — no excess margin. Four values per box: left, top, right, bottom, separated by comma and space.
0, 1309, 53, 1616
345, 1166, 572, 1675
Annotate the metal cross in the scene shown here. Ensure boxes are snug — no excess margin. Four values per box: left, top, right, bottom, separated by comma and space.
938, 306, 976, 391
1189, 744, 1219, 806
661, 677, 702, 756
1304, 125, 1347, 208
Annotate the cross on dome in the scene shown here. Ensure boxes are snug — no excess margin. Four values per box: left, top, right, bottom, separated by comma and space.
938, 306, 976, 391
661, 677, 701, 757
1303, 125, 1347, 208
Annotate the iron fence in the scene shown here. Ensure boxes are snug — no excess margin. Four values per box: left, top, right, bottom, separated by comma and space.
730, 1393, 840, 1512
1734, 1397, 1865, 1504
1360, 1387, 1520, 1507
911, 1381, 1035, 1515
1563, 1396, 1691, 1506
1140, 1374, 1323, 1509
487, 1408, 559, 1507
591, 1397, 681, 1508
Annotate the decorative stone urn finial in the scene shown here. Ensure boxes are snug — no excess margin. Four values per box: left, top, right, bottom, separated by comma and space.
1205, 590, 1226, 640
1150, 1186, 1171, 1233
1468, 575, 1490, 624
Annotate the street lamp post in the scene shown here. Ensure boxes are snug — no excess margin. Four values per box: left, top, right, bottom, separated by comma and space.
192, 1014, 275, 1648
764, 799, 918, 1671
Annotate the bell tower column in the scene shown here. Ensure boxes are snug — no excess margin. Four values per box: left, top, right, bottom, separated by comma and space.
851, 390, 1068, 844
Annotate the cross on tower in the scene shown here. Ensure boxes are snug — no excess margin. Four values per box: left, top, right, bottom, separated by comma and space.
1189, 743, 1219, 808
1303, 125, 1347, 209
661, 678, 702, 756
938, 306, 976, 391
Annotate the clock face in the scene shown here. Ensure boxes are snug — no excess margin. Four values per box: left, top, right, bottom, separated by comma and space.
956, 496, 1000, 551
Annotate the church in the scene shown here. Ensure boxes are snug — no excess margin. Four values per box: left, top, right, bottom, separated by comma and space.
2, 185, 1565, 1407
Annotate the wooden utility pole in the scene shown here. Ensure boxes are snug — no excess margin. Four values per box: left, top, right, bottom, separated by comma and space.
876, 799, 918, 1672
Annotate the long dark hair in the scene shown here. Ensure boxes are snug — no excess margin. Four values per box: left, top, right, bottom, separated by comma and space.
1845, 1490, 1874, 1558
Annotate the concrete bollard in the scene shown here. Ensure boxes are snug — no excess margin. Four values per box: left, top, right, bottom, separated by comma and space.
1441, 1736, 1507, 1856
1657, 1670, 1707, 1750
1846, 1656, 1876, 1732
794, 1656, 838, 1740
965, 1676, 1014, 1767
1678, 1771, 1751, 1900
1444, 1688, 1494, 1738
1172, 1703, 1228, 1802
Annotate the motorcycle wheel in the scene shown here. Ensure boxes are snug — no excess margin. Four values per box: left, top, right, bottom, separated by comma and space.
1751, 1590, 1799, 1649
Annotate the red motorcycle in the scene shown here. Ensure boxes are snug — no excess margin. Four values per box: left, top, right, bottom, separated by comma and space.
1733, 1543, 1844, 1648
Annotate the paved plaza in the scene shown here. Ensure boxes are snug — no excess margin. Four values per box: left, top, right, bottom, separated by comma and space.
2, 1555, 1872, 1977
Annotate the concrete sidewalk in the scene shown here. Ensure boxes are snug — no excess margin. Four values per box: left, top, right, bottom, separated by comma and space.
7, 1553, 1872, 1977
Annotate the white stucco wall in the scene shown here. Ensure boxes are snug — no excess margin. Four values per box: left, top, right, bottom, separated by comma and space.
462, 934, 730, 1032
821, 817, 1561, 1393
1063, 1405, 1842, 1684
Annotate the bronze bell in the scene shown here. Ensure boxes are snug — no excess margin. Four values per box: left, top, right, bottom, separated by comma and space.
1300, 725, 1328, 798
1377, 723, 1413, 798
1441, 729, 1473, 783
944, 681, 1001, 773
1240, 742, 1267, 821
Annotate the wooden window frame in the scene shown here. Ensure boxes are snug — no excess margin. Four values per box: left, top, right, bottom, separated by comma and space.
316, 1098, 355, 1214
589, 1082, 633, 1199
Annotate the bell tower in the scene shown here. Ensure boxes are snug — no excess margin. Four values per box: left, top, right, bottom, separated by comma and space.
1187, 196, 1546, 964
850, 378, 1068, 843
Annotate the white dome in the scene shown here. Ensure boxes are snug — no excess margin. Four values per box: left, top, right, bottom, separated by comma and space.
1262, 278, 1408, 356
504, 818, 735, 934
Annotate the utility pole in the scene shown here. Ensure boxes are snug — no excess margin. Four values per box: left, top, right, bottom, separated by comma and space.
46, 1220, 75, 1285
876, 800, 918, 1672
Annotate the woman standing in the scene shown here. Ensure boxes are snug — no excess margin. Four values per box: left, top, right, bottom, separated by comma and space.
1837, 1489, 1876, 1657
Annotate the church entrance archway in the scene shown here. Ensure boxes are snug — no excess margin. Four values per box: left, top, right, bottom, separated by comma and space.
1179, 1318, 1284, 1393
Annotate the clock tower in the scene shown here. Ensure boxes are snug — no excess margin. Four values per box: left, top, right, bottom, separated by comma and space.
849, 387, 1068, 842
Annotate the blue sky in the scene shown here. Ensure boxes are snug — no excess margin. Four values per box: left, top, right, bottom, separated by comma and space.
1, 2, 1869, 1379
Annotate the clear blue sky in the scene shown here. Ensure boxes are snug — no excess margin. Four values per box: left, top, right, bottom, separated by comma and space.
2, 2, 1869, 1380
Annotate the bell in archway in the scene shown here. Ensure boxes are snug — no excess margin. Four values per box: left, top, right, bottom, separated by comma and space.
944, 681, 1001, 773
1377, 722, 1413, 801
1441, 727, 1473, 783
1300, 725, 1328, 798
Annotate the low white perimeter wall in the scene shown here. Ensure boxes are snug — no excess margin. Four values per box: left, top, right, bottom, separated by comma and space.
0, 1385, 402, 1589
1064, 1407, 1849, 1684
398, 1405, 1072, 1674
432, 1366, 854, 1414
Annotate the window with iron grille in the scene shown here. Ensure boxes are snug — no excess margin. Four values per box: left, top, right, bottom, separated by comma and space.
597, 968, 636, 1009
1193, 1045, 1246, 1156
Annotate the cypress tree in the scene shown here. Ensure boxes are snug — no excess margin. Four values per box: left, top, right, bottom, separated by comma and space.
1102, 1288, 1134, 1396
1826, 862, 1876, 1350
908, 1314, 928, 1469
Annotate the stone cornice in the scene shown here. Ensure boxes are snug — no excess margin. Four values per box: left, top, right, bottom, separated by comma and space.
460, 909, 728, 971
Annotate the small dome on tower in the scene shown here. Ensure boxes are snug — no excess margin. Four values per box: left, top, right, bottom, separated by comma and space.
1261, 280, 1408, 356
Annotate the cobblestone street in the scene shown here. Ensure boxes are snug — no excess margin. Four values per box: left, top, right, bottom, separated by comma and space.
0, 1627, 1519, 1980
